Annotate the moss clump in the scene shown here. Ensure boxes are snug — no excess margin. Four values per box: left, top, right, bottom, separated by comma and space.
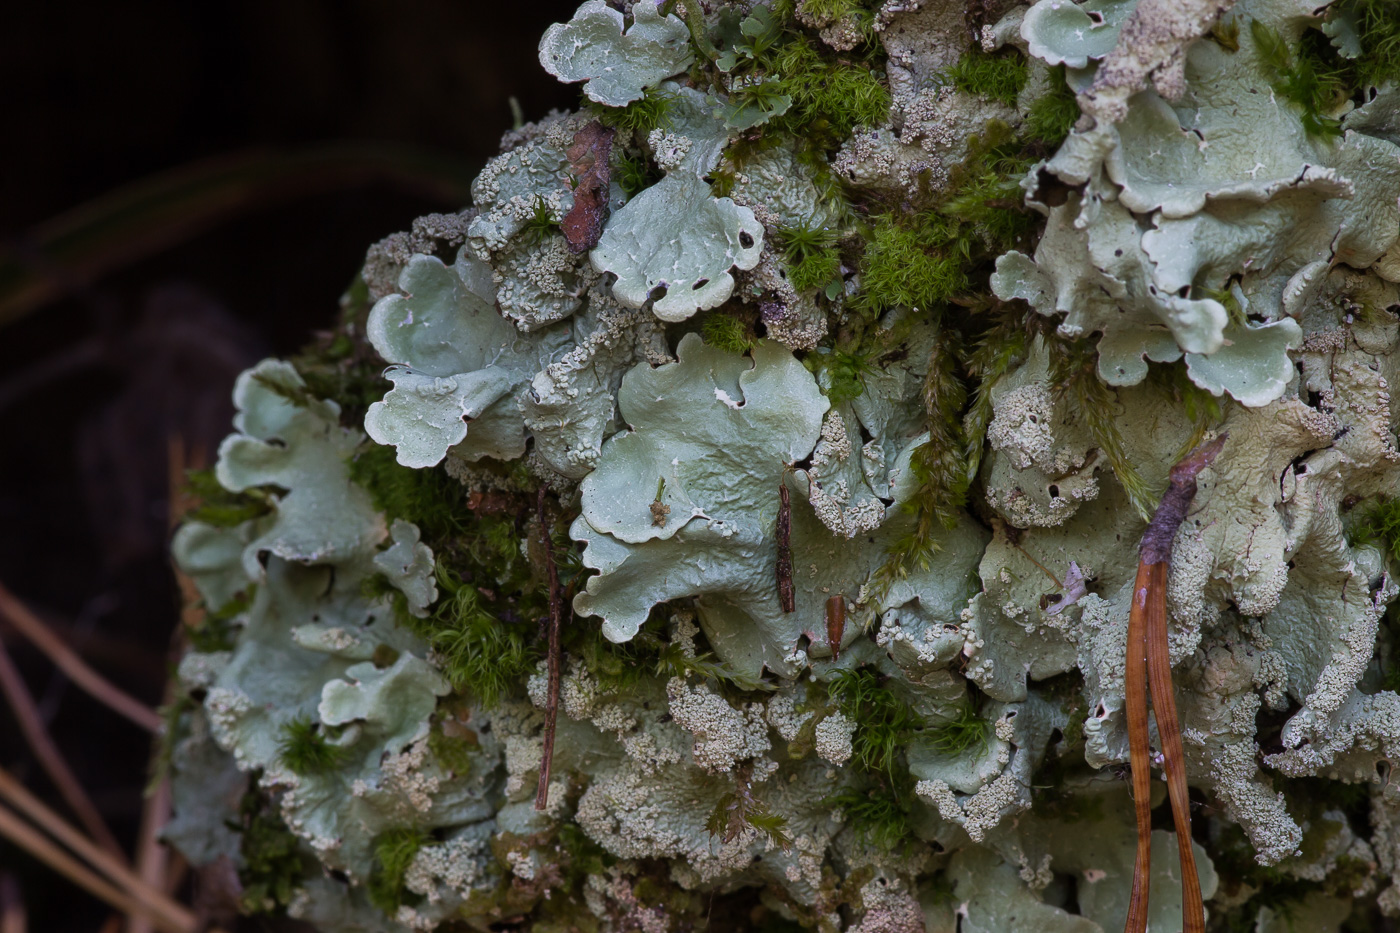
827, 667, 921, 780
1340, 0, 1400, 89
1353, 497, 1400, 561
183, 467, 274, 528
367, 826, 432, 913
944, 50, 1028, 106
591, 85, 675, 134
857, 214, 969, 313
700, 312, 757, 354
401, 565, 536, 708
1024, 66, 1079, 147
769, 36, 891, 143
857, 131, 1035, 316
1048, 334, 1156, 522
1251, 19, 1349, 138
616, 152, 662, 198
235, 788, 311, 914
776, 220, 841, 292
347, 443, 467, 543
928, 701, 990, 756
821, 785, 912, 851
278, 716, 351, 776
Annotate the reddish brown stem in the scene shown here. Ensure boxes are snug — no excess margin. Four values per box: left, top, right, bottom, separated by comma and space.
1123, 435, 1223, 933
1123, 561, 1154, 933
534, 488, 564, 811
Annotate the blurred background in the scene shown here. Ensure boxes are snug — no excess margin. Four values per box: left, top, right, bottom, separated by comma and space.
0, 3, 580, 928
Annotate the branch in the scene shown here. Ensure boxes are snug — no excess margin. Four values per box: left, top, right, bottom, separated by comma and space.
0, 582, 161, 733
0, 637, 125, 859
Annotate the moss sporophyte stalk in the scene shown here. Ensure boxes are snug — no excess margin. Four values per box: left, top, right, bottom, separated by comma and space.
164, 1, 1400, 931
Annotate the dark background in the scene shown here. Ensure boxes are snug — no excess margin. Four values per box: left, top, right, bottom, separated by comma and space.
0, 3, 579, 929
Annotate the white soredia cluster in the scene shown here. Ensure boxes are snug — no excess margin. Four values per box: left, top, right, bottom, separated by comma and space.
163, 1, 1400, 931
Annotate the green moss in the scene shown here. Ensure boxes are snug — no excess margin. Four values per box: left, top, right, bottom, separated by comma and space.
1251, 19, 1348, 139
184, 467, 274, 528
278, 716, 351, 776
367, 826, 432, 913
776, 220, 841, 292
1352, 497, 1400, 561
960, 317, 1034, 487
928, 701, 989, 756
771, 36, 891, 142
1048, 334, 1156, 522
857, 213, 969, 313
347, 442, 467, 543
944, 50, 1028, 106
522, 195, 562, 244
1341, 0, 1400, 89
427, 722, 477, 777
1024, 66, 1079, 147
857, 131, 1035, 315
805, 346, 875, 406
616, 152, 662, 199
187, 588, 251, 652
234, 787, 311, 914
591, 85, 675, 134
877, 332, 968, 586
706, 790, 794, 850
401, 565, 537, 708
827, 667, 921, 780
821, 785, 911, 851
700, 312, 757, 354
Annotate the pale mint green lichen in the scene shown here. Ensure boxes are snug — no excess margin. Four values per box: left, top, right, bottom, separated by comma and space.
538, 1, 693, 108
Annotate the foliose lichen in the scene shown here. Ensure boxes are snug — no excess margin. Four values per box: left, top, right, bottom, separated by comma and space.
164, 0, 1400, 930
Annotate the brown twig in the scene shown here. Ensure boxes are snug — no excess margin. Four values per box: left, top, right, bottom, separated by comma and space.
129, 771, 173, 933
0, 802, 193, 933
0, 582, 161, 733
0, 768, 195, 933
1123, 435, 1224, 933
0, 637, 125, 859
534, 487, 564, 811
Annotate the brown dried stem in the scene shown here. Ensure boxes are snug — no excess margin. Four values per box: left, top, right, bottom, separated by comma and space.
534, 487, 564, 811
0, 801, 193, 933
1123, 562, 1153, 933
0, 583, 161, 733
0, 636, 125, 859
0, 768, 196, 933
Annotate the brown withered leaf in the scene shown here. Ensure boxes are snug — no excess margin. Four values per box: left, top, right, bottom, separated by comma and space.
561, 121, 615, 254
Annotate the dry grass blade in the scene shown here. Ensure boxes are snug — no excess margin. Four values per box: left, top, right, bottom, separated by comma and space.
0, 583, 161, 733
0, 802, 193, 933
0, 768, 195, 933
1144, 560, 1205, 933
1123, 561, 1154, 933
0, 637, 125, 859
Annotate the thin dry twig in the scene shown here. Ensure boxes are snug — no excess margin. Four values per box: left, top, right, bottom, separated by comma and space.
1123, 435, 1224, 933
128, 775, 173, 933
0, 637, 125, 859
0, 768, 195, 933
534, 487, 564, 811
0, 582, 161, 733
0, 873, 25, 933
0, 802, 193, 933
